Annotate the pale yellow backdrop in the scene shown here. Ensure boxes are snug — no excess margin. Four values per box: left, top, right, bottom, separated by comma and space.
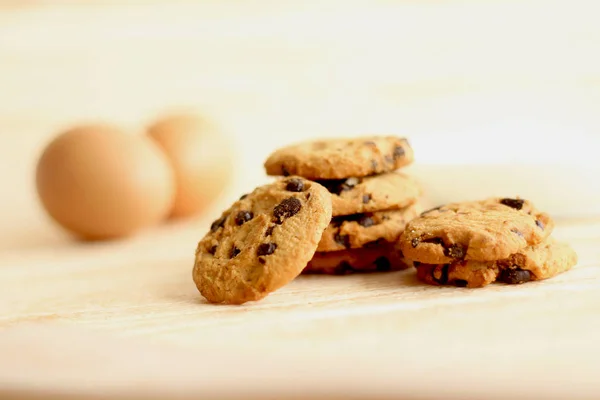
1, 2, 600, 400
1, 0, 600, 252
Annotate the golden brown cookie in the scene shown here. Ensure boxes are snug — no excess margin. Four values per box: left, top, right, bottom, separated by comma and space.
399, 197, 554, 264
413, 238, 577, 288
316, 172, 421, 216
193, 177, 332, 304
317, 203, 420, 252
414, 261, 498, 288
264, 136, 413, 179
303, 243, 409, 275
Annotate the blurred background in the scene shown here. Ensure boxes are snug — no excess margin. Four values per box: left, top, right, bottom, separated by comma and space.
1, 0, 600, 251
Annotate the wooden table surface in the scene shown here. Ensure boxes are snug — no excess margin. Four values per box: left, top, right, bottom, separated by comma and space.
1, 217, 599, 400
1, 1, 600, 399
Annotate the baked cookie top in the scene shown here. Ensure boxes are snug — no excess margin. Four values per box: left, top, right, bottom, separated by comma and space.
193, 177, 332, 304
399, 197, 554, 263
413, 238, 576, 288
304, 243, 409, 275
317, 203, 420, 252
264, 136, 413, 179
316, 172, 421, 217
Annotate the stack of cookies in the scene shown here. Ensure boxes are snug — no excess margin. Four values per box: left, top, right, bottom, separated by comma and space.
192, 136, 421, 304
399, 198, 578, 287
264, 136, 421, 275
192, 136, 577, 305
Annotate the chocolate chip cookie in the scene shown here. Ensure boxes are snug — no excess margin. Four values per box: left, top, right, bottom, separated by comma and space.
193, 177, 332, 304
303, 243, 409, 275
399, 197, 554, 264
317, 203, 420, 252
264, 136, 413, 179
316, 172, 421, 216
413, 238, 577, 288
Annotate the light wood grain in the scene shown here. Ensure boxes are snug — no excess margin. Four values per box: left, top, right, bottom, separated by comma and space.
1, 218, 599, 399
1, 1, 600, 399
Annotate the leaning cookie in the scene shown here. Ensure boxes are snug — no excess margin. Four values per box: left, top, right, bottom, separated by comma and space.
264, 136, 413, 179
303, 243, 410, 275
193, 177, 332, 304
399, 197, 554, 264
316, 172, 421, 217
317, 203, 420, 252
412, 238, 577, 288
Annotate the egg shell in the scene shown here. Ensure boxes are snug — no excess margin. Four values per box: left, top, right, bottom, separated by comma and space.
147, 114, 233, 219
36, 124, 176, 240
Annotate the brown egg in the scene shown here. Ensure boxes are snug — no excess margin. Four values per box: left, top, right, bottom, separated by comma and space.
36, 124, 176, 240
147, 113, 233, 219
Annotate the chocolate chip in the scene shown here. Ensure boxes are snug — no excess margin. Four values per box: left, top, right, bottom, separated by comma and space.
454, 279, 468, 287
334, 180, 356, 193
393, 145, 405, 159
444, 244, 466, 259
306, 192, 311, 200
432, 264, 449, 285
500, 198, 525, 210
239, 193, 248, 200
210, 216, 227, 232
257, 242, 277, 256
362, 194, 371, 204
334, 261, 353, 275
357, 215, 375, 227
334, 233, 351, 248
265, 226, 275, 236
536, 219, 544, 229
420, 206, 442, 216
385, 155, 394, 164
234, 211, 254, 225
411, 238, 420, 248
374, 257, 391, 271
281, 166, 291, 176
364, 239, 385, 248
344, 177, 360, 188
258, 257, 266, 264
511, 229, 524, 237
285, 178, 305, 192
273, 197, 302, 224
413, 261, 421, 267
371, 160, 378, 170
498, 268, 532, 284
230, 246, 241, 258
208, 245, 217, 255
